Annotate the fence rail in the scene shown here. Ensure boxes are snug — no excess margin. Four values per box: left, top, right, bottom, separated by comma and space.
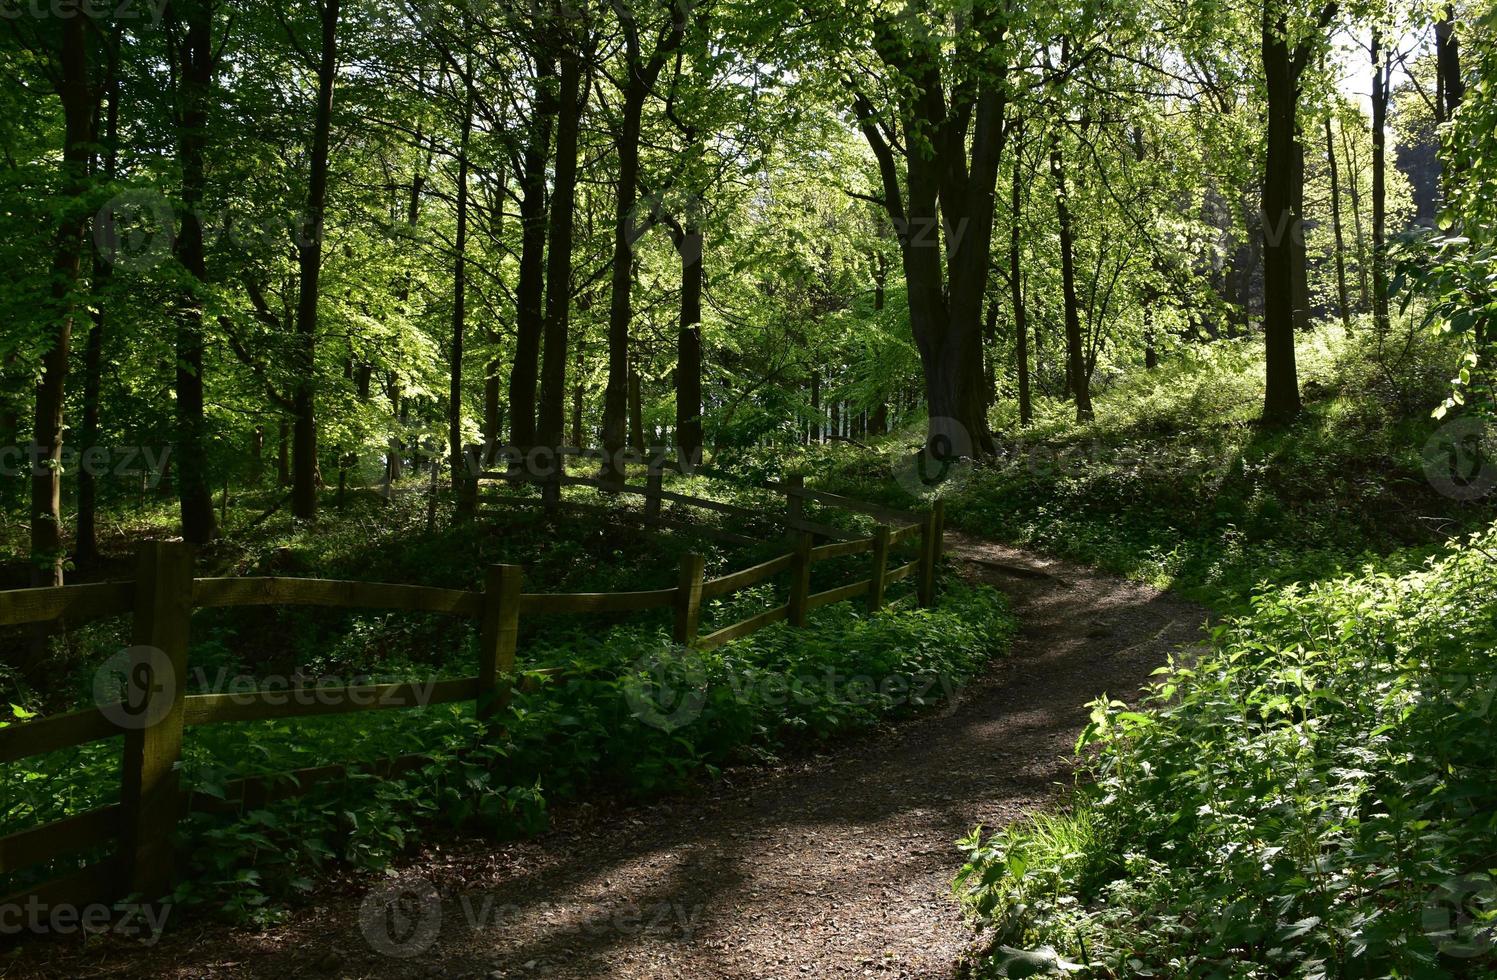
0, 460, 944, 916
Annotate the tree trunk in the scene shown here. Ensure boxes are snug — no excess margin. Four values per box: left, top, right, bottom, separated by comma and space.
1261, 7, 1303, 425
449, 57, 474, 484
809, 369, 821, 444
1290, 135, 1312, 332
483, 366, 501, 446
277, 418, 290, 486
601, 82, 648, 481
1341, 122, 1371, 310
981, 296, 997, 414
291, 0, 341, 520
507, 52, 556, 449
1325, 115, 1353, 333
571, 338, 584, 447
170, 0, 218, 544
538, 40, 584, 450
628, 361, 645, 453
1051, 138, 1093, 422
1371, 28, 1391, 339
601, 14, 683, 481
1011, 158, 1032, 425
32, 4, 93, 586
675, 224, 704, 465
1435, 5, 1464, 120
78, 37, 120, 565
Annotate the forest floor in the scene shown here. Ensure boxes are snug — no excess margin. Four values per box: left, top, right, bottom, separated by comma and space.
7, 534, 1208, 979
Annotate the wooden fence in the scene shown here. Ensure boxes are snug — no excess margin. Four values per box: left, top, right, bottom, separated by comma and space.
0, 467, 943, 914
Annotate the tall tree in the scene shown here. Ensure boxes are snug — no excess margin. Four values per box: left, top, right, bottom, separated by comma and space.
537, 8, 590, 451
288, 0, 343, 520
600, 0, 685, 481
166, 0, 219, 542
1260, 0, 1336, 425
449, 50, 475, 480
506, 48, 556, 449
845, 2, 1013, 458
77, 28, 122, 564
1051, 131, 1093, 421
1325, 113, 1353, 332
1009, 134, 1032, 426
1370, 25, 1391, 338
31, 1, 97, 585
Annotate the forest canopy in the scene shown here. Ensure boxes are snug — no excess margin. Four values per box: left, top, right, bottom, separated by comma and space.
0, 0, 1489, 580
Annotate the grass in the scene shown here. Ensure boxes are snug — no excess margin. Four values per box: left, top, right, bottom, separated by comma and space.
791, 322, 1493, 611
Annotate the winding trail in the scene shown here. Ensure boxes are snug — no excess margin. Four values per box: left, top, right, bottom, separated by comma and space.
11, 535, 1208, 980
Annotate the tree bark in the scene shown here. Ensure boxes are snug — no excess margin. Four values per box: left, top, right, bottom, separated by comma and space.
674, 223, 704, 464
538, 35, 585, 450
601, 6, 684, 482
78, 34, 120, 565
32, 3, 94, 586
1371, 28, 1391, 339
450, 55, 474, 483
1010, 155, 1032, 426
507, 52, 556, 449
1325, 114, 1353, 333
1435, 5, 1464, 120
1051, 138, 1093, 422
291, 0, 341, 520
851, 13, 1007, 459
1340, 121, 1371, 309
1260, 4, 1309, 425
169, 0, 218, 543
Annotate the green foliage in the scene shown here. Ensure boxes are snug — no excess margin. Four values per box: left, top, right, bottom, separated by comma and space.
956, 524, 1497, 977
2, 571, 1014, 923
808, 326, 1485, 610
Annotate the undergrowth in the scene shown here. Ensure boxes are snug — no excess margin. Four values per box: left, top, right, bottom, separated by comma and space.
954, 524, 1497, 977
2, 575, 1015, 923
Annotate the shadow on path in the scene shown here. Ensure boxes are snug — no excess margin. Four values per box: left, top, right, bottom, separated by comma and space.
10, 535, 1208, 980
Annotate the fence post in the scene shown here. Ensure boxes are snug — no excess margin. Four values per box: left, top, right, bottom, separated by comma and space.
644, 467, 663, 525
788, 532, 813, 627
917, 499, 944, 608
783, 474, 803, 540
673, 553, 705, 645
118, 540, 193, 901
478, 564, 524, 722
868, 525, 891, 613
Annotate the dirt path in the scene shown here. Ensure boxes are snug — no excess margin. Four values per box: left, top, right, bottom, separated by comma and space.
9, 535, 1208, 979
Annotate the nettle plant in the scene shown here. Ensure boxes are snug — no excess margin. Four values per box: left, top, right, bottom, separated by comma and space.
957, 525, 1497, 977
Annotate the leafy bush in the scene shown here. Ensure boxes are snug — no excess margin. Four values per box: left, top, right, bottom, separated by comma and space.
3, 577, 1015, 923
955, 524, 1497, 978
